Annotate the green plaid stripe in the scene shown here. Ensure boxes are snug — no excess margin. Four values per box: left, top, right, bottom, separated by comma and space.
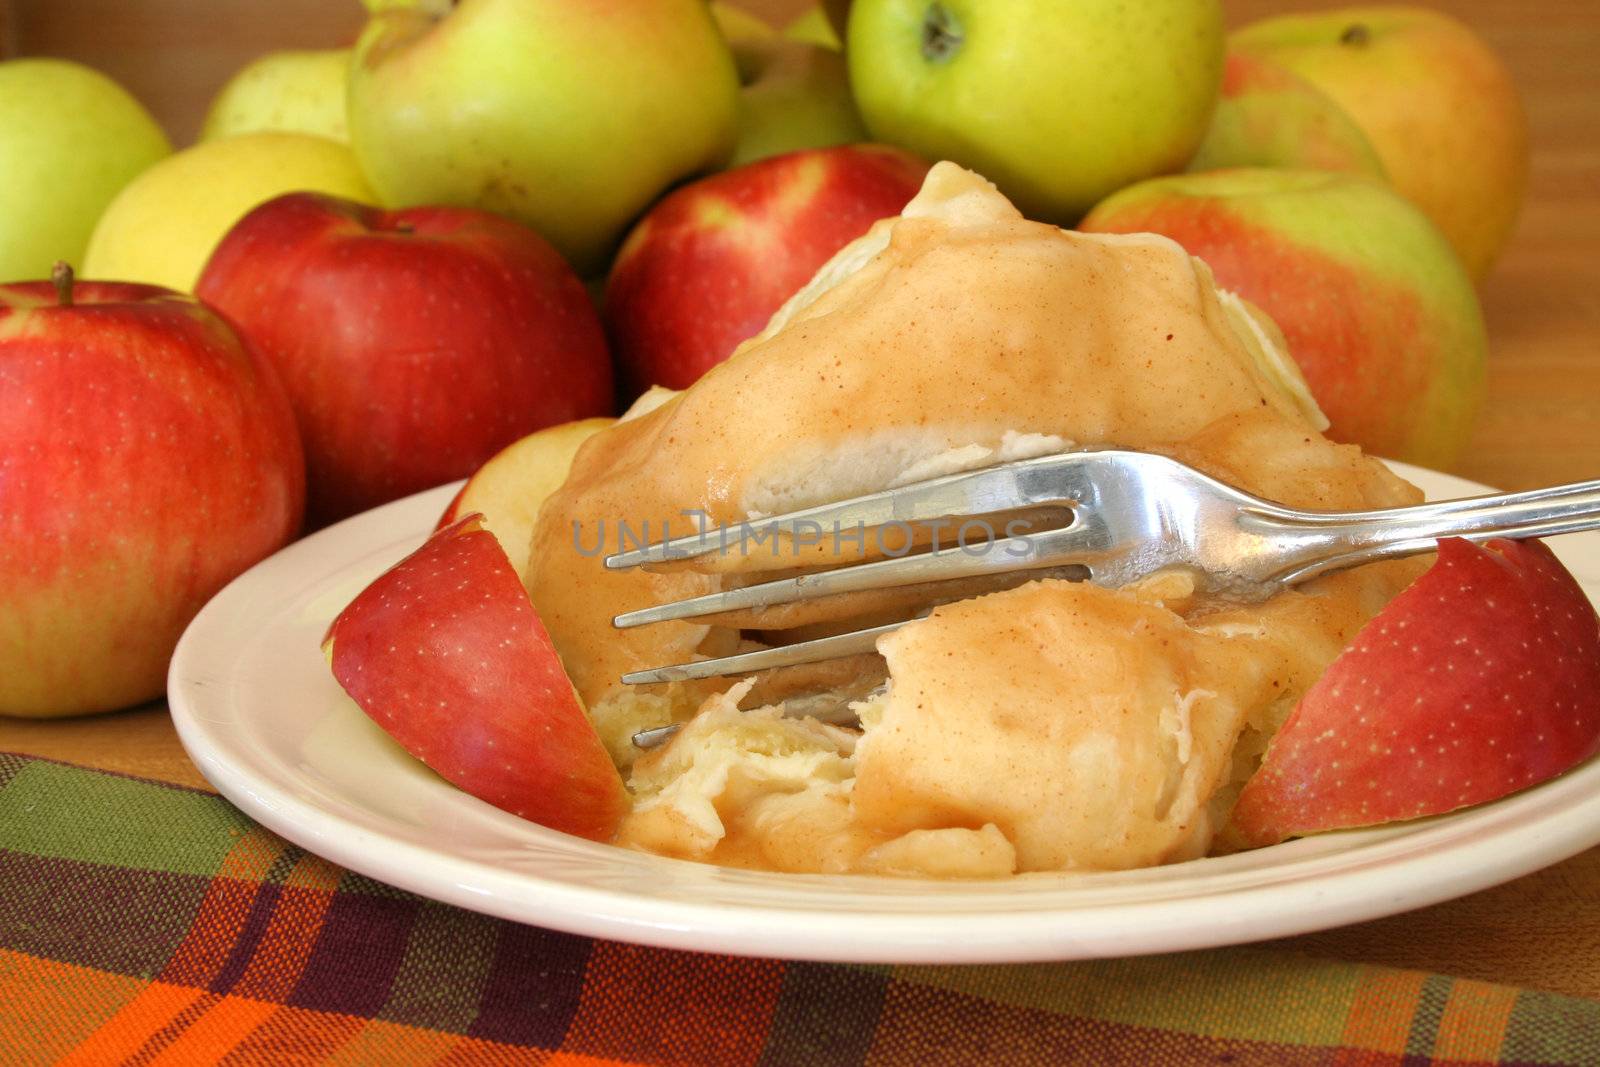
1503, 990, 1600, 1063
1, 750, 1598, 1066
374, 899, 499, 1032
0, 758, 249, 875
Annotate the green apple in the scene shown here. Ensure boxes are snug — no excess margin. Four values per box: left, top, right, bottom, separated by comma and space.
711, 0, 778, 73
83, 132, 376, 292
785, 5, 842, 49
847, 0, 1225, 224
1232, 7, 1527, 279
0, 59, 171, 282
348, 0, 741, 274
201, 48, 351, 143
712, 3, 863, 166
732, 42, 867, 166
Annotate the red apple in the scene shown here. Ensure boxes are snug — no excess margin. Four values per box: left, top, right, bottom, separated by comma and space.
196, 193, 613, 526
1231, 538, 1600, 846
1, 268, 304, 718
324, 515, 627, 840
604, 143, 928, 392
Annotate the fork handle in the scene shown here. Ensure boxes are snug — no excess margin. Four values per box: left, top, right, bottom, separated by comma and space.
1256, 479, 1600, 584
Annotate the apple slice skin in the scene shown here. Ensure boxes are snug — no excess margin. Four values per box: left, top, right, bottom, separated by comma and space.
1231, 538, 1600, 847
325, 515, 627, 842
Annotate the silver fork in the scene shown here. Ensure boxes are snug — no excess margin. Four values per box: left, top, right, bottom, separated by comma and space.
606, 449, 1600, 687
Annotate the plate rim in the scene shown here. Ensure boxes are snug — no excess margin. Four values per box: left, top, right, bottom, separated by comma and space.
167, 464, 1600, 963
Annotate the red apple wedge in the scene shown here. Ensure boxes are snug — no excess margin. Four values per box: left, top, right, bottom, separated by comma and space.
437, 417, 613, 579
1231, 538, 1600, 846
324, 515, 627, 841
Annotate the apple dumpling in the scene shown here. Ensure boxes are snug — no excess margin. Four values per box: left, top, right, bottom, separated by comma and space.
525, 163, 1429, 876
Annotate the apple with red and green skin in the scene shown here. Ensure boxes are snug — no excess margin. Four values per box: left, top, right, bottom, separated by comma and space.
437, 416, 614, 579
197, 192, 613, 527
1079, 168, 1486, 468
605, 144, 928, 393
1188, 52, 1386, 180
1230, 538, 1600, 846
1232, 7, 1528, 280
324, 514, 628, 840
1, 269, 304, 718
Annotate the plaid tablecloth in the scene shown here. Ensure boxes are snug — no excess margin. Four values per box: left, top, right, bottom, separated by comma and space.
2, 750, 1598, 1066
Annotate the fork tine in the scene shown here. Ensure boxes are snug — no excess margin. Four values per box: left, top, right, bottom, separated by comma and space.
620, 620, 906, 684
602, 451, 1098, 570
613, 523, 1101, 629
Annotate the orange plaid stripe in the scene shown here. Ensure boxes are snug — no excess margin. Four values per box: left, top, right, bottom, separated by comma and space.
144, 994, 278, 1066
56, 982, 204, 1067
159, 877, 261, 989
1331, 968, 1429, 1065
160, 827, 291, 989
160, 835, 340, 1001
221, 1004, 366, 1065
543, 1053, 646, 1067
1432, 979, 1517, 1064
229, 879, 338, 1000
0, 950, 147, 1064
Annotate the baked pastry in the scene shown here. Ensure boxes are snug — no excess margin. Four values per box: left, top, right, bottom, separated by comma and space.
526, 163, 1424, 876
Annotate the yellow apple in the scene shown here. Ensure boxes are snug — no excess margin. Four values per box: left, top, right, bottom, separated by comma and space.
82, 132, 375, 292
0, 59, 171, 282
201, 49, 352, 143
1232, 7, 1528, 279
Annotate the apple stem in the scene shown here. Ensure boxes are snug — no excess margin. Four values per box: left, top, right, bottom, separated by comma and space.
51, 262, 74, 308
1340, 24, 1371, 47
921, 3, 963, 62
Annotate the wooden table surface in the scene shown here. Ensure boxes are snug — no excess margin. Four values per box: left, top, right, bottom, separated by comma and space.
3, 0, 1598, 1001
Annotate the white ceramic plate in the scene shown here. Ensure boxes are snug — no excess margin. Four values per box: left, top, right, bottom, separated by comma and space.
168, 464, 1600, 964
